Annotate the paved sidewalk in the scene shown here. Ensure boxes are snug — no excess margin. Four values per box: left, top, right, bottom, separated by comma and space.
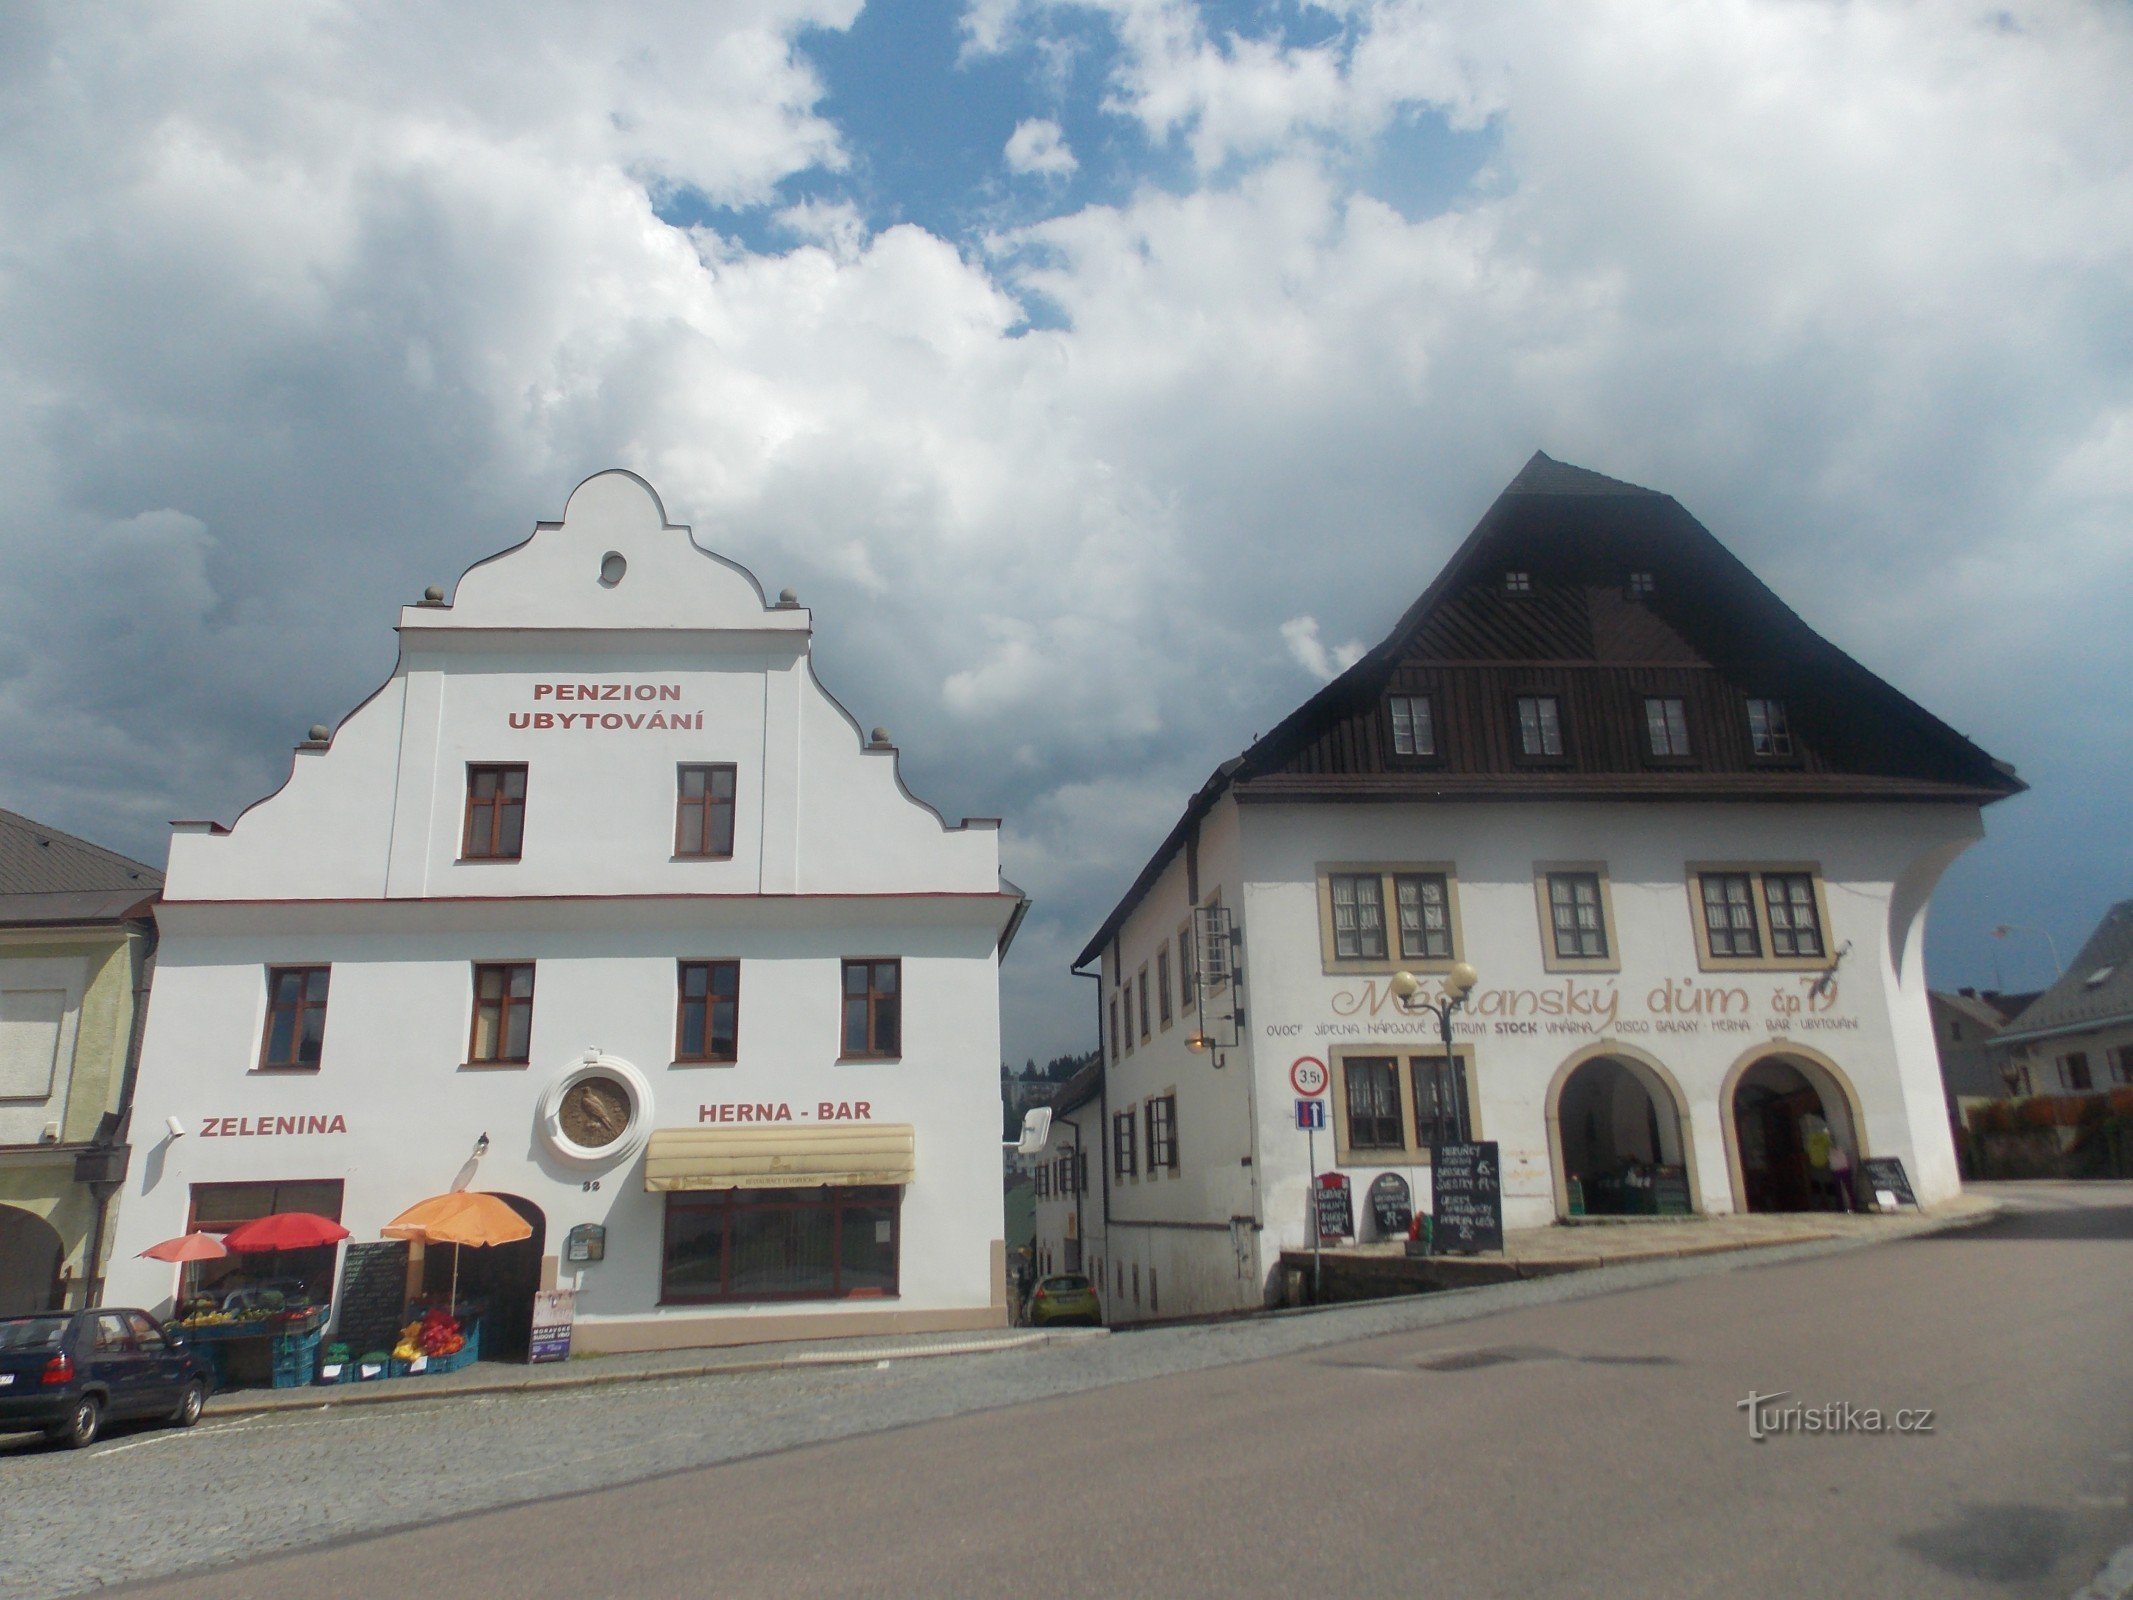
207, 1324, 1107, 1417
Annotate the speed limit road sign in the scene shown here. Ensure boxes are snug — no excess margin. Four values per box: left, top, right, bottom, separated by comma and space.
1290, 1056, 1328, 1097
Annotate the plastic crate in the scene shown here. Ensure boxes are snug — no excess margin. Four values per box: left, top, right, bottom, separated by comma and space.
270, 1328, 321, 1389
425, 1319, 481, 1374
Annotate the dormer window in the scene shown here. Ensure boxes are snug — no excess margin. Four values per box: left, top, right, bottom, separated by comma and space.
1627, 571, 1655, 598
1643, 696, 1690, 758
1388, 694, 1436, 757
1516, 694, 1563, 758
1746, 698, 1794, 758
1503, 570, 1532, 595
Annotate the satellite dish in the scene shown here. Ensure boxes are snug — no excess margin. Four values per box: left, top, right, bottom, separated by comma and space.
1016, 1107, 1053, 1154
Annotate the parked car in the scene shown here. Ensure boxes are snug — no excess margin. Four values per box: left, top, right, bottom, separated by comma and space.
0, 1309, 215, 1449
1027, 1273, 1101, 1327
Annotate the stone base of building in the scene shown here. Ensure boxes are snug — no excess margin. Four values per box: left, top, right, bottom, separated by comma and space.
572, 1303, 1010, 1355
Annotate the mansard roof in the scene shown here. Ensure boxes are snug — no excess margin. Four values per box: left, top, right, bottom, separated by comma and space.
1073, 453, 2022, 970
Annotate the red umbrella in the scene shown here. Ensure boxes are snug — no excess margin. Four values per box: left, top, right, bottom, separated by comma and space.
138, 1232, 228, 1263
221, 1212, 350, 1253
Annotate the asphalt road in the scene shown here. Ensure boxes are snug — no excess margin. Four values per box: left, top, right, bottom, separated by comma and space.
7, 1183, 2130, 1600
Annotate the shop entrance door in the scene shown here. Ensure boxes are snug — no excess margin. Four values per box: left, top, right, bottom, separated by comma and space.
1556, 1056, 1692, 1216
1733, 1059, 1851, 1212
424, 1194, 544, 1362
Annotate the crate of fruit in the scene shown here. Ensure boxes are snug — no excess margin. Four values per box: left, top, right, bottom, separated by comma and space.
426, 1320, 481, 1374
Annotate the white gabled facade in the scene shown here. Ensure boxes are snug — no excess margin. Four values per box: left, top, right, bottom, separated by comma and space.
107, 471, 1023, 1353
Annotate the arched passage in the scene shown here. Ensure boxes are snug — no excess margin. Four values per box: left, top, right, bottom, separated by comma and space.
420, 1193, 545, 1363
0, 1204, 65, 1315
1722, 1047, 1865, 1213
1545, 1047, 1698, 1218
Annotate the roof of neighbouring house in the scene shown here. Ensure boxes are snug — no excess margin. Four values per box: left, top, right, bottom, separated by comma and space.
1998, 902, 2133, 1045
0, 807, 161, 927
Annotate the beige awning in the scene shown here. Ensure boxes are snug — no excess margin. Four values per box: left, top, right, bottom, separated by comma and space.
643, 1124, 916, 1192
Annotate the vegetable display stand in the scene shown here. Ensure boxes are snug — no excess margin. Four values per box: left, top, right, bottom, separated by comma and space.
426, 1319, 481, 1374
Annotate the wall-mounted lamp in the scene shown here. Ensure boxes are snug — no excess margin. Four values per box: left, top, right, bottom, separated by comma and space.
473, 1131, 490, 1157
1185, 1031, 1209, 1054
165, 1116, 187, 1139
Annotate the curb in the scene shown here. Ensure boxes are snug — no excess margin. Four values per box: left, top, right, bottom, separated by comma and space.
204, 1326, 1107, 1418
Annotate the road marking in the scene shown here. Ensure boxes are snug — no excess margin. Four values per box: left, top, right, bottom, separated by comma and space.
89, 1416, 262, 1458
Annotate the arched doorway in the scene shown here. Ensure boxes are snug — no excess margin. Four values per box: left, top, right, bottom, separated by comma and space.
420, 1194, 545, 1363
1731, 1056, 1859, 1213
0, 1204, 66, 1315
1551, 1054, 1694, 1217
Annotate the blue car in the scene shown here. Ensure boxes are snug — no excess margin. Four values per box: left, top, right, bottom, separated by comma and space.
0, 1309, 214, 1449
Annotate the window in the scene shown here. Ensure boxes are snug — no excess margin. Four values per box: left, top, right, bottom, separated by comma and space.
1548, 873, 1608, 960
1410, 1054, 1472, 1148
1746, 698, 1794, 758
660, 1187, 899, 1303
1628, 571, 1655, 598
1516, 695, 1564, 758
1149, 1268, 1158, 1315
1113, 1110, 1138, 1177
1504, 570, 1531, 594
1035, 1165, 1049, 1199
1109, 995, 1121, 1064
1762, 874, 1824, 958
1699, 874, 1761, 959
1177, 927, 1195, 1011
1138, 965, 1151, 1041
1388, 694, 1436, 757
1157, 949, 1172, 1029
1394, 874, 1453, 961
2114, 1047, 2133, 1086
1643, 697, 1691, 758
1343, 1058, 1406, 1151
186, 1180, 344, 1303
259, 966, 330, 1071
462, 764, 527, 859
1077, 1149, 1089, 1194
469, 963, 535, 1063
677, 961, 739, 1063
675, 764, 737, 858
2064, 1053, 2094, 1092
841, 959, 901, 1058
1329, 872, 1389, 960
1147, 1094, 1179, 1171
1121, 977, 1134, 1054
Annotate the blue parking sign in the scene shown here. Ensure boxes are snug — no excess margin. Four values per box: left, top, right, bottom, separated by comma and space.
1296, 1098, 1326, 1130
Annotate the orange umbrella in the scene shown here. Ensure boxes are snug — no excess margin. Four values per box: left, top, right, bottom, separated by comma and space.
138, 1232, 228, 1263
382, 1192, 533, 1317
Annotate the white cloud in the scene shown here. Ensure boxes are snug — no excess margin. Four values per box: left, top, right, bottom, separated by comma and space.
1004, 117, 1079, 177
3, 0, 2130, 1057
1280, 616, 1366, 681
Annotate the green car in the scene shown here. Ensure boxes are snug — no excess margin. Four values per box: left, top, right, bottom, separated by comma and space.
1028, 1273, 1101, 1327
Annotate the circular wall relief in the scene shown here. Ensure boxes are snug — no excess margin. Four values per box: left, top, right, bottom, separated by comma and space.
537, 1055, 653, 1166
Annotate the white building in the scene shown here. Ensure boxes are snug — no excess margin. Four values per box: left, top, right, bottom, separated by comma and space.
106, 470, 1025, 1354
1073, 455, 2023, 1324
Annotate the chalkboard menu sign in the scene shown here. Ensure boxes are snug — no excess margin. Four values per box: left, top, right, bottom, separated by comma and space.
1431, 1141, 1503, 1254
1313, 1172, 1354, 1242
335, 1240, 410, 1357
1368, 1173, 1413, 1240
1858, 1156, 1917, 1209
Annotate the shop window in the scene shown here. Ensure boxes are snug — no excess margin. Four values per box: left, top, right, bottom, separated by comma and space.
1763, 873, 1824, 958
1343, 1057, 1406, 1153
841, 959, 900, 1059
1395, 874, 1453, 961
1548, 874, 1608, 960
1329, 872, 1389, 960
1147, 1094, 1179, 1171
1747, 698, 1794, 759
675, 764, 737, 859
1388, 694, 1436, 757
1699, 874, 1761, 959
1643, 697, 1691, 758
462, 764, 527, 860
1113, 1110, 1138, 1177
676, 960, 739, 1063
2064, 1053, 2094, 1092
1516, 695, 1564, 759
659, 1187, 899, 1303
469, 962, 535, 1064
184, 1180, 344, 1307
259, 966, 330, 1072
1158, 949, 1173, 1029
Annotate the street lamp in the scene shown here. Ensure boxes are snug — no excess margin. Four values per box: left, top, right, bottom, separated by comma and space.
1392, 963, 1480, 1149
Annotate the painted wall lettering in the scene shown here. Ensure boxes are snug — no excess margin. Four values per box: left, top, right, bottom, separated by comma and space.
510, 682, 700, 731
198, 1114, 349, 1137
697, 1101, 875, 1123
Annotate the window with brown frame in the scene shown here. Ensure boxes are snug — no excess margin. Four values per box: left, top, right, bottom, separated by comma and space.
1547, 873, 1608, 960
676, 960, 739, 1063
1177, 927, 1195, 1011
841, 959, 901, 1058
1762, 873, 1824, 958
1516, 695, 1564, 759
659, 1186, 899, 1304
1746, 698, 1795, 759
1643, 696, 1691, 759
1394, 874, 1453, 961
1343, 1057, 1405, 1152
1109, 994, 1121, 1063
259, 966, 330, 1071
675, 764, 737, 858
1113, 1110, 1138, 1177
1147, 1094, 1179, 1170
462, 764, 527, 859
1121, 977, 1134, 1054
1699, 874, 1762, 958
1388, 694, 1436, 757
1157, 949, 1173, 1029
1329, 872, 1389, 960
1138, 966, 1151, 1040
1410, 1054, 1471, 1149
469, 963, 535, 1063
2063, 1052, 2094, 1092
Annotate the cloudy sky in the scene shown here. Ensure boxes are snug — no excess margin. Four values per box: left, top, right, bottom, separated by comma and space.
3, 0, 2128, 1062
